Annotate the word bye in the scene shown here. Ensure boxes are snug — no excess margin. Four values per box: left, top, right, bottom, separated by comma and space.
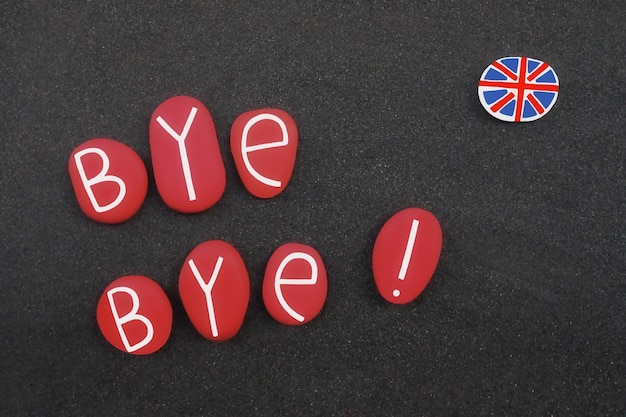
97, 242, 327, 355
68, 96, 299, 222
96, 207, 441, 355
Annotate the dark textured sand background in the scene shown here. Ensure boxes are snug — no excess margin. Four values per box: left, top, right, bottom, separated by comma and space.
2, 2, 624, 415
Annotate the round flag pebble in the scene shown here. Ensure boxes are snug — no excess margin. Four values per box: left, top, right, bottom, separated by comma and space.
97, 275, 173, 355
478, 56, 559, 122
263, 243, 327, 325
372, 208, 442, 305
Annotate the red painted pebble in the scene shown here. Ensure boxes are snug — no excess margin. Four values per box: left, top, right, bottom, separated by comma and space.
150, 96, 226, 213
372, 208, 442, 304
178, 240, 250, 341
96, 275, 173, 355
230, 108, 298, 198
68, 138, 148, 224
263, 243, 327, 325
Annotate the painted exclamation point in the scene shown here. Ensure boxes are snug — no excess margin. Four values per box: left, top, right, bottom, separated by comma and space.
393, 219, 420, 298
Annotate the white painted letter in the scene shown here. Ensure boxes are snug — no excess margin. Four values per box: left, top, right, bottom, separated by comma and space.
107, 286, 154, 353
74, 147, 127, 213
156, 107, 198, 201
188, 257, 223, 337
274, 252, 318, 322
241, 113, 289, 188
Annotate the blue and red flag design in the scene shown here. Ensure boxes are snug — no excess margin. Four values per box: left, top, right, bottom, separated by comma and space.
478, 56, 559, 122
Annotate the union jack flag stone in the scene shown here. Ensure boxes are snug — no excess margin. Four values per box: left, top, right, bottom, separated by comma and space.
478, 56, 559, 122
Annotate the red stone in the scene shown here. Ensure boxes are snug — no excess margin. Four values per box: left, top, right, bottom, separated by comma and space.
96, 275, 173, 355
372, 208, 442, 304
178, 240, 250, 341
149, 96, 226, 213
68, 138, 148, 224
262, 243, 327, 325
230, 108, 298, 198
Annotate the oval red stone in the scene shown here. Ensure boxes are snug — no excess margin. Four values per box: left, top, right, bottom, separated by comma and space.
230, 108, 298, 198
96, 275, 173, 355
372, 208, 443, 304
179, 240, 250, 341
68, 138, 148, 224
262, 243, 327, 325
149, 96, 226, 213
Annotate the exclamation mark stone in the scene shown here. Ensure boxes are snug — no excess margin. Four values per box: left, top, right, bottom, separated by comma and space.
393, 219, 419, 298
372, 207, 442, 304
